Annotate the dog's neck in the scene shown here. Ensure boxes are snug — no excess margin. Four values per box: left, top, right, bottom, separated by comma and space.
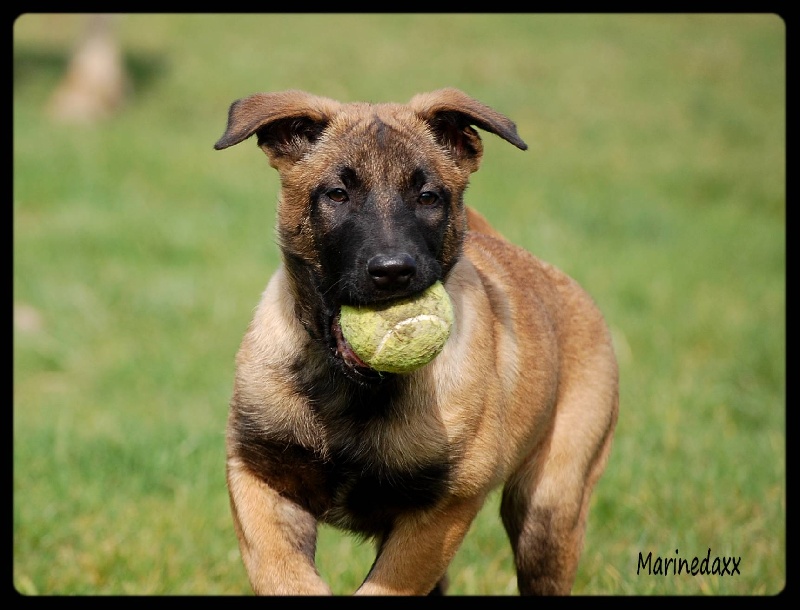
280, 251, 330, 343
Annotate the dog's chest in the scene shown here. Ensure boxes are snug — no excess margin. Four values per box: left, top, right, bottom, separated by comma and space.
320, 445, 452, 534
228, 355, 458, 535
320, 411, 450, 534
298, 375, 455, 534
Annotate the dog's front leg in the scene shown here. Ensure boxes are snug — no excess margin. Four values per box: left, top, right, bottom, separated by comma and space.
355, 496, 484, 596
227, 457, 332, 595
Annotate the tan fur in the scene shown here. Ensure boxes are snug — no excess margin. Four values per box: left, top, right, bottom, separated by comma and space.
215, 89, 618, 595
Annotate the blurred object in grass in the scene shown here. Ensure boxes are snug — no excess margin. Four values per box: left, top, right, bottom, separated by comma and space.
14, 302, 44, 333
47, 14, 129, 123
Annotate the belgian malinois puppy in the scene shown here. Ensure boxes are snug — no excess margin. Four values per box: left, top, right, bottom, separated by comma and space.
214, 89, 618, 595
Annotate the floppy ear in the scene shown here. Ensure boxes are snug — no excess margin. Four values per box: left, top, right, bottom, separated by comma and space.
409, 88, 527, 173
214, 90, 341, 169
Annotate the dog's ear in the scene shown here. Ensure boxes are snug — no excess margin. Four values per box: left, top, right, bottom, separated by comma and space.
409, 88, 527, 173
214, 90, 341, 169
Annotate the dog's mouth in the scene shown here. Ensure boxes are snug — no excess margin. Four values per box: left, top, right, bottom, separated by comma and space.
330, 312, 386, 384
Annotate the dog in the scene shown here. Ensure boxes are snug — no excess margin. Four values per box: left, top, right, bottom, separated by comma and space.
214, 89, 618, 595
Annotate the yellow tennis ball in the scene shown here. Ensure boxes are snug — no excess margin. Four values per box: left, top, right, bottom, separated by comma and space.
339, 281, 454, 374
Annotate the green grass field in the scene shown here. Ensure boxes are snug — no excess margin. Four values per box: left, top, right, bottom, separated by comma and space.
13, 14, 785, 595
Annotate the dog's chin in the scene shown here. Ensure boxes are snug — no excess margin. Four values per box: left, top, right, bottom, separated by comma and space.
330, 313, 388, 385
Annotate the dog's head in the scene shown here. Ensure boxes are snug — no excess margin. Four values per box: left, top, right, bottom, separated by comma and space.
215, 89, 526, 381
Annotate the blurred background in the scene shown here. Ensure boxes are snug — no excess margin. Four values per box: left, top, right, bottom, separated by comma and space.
13, 13, 785, 595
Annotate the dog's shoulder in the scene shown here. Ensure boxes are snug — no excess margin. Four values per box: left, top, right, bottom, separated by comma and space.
461, 230, 607, 338
465, 206, 504, 239
237, 266, 307, 360
463, 230, 556, 290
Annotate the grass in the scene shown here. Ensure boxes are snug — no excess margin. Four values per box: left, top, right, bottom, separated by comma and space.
13, 13, 785, 595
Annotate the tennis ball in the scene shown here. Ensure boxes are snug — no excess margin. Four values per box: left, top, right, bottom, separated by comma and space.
339, 281, 454, 374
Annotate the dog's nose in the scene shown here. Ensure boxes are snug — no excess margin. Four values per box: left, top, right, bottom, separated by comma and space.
367, 253, 417, 290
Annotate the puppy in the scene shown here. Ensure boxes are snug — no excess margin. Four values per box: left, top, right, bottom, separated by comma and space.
214, 89, 618, 595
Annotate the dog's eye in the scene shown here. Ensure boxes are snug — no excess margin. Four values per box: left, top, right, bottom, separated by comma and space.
418, 191, 439, 206
326, 188, 349, 203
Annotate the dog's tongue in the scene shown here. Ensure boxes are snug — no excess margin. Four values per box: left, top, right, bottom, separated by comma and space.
332, 314, 370, 369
